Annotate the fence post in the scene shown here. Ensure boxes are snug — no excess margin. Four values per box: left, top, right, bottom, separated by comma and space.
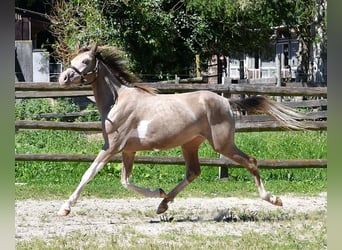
217, 55, 229, 179
175, 74, 179, 84
276, 53, 282, 102
208, 54, 218, 85
195, 55, 201, 78
219, 155, 229, 179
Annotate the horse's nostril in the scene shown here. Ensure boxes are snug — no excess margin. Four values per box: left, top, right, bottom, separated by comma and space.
59, 73, 69, 85
63, 75, 69, 83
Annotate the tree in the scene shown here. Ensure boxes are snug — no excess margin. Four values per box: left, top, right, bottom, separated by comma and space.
50, 0, 201, 80
291, 0, 327, 82
49, 0, 326, 82
185, 0, 327, 82
49, 0, 115, 66
98, 0, 210, 80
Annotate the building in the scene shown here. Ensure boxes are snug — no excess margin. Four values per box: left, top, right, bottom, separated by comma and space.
224, 27, 300, 83
15, 7, 61, 82
209, 20, 327, 86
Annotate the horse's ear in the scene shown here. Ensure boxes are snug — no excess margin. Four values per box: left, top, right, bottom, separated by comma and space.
75, 41, 81, 50
90, 42, 98, 56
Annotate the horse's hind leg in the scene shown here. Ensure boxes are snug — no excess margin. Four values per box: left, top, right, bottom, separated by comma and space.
216, 142, 282, 206
157, 137, 203, 214
121, 151, 167, 198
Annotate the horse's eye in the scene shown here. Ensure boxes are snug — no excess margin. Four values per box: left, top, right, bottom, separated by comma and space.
82, 59, 90, 65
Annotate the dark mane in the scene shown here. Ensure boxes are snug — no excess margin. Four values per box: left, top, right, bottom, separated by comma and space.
78, 46, 157, 94
78, 46, 138, 84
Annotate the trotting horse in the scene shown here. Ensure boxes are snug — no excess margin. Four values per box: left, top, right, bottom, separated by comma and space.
57, 44, 308, 216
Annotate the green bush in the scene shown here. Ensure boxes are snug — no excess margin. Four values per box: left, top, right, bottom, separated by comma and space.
15, 98, 100, 122
15, 99, 53, 120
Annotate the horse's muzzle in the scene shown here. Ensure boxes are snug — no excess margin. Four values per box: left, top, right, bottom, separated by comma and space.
58, 69, 82, 87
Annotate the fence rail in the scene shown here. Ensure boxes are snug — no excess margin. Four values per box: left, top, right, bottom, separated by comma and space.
15, 81, 327, 170
15, 119, 327, 132
17, 99, 327, 121
15, 82, 327, 98
15, 154, 327, 169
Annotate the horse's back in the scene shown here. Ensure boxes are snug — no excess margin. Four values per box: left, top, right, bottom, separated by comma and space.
122, 89, 234, 151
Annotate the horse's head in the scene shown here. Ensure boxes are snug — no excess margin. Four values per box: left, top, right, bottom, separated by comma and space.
59, 44, 99, 87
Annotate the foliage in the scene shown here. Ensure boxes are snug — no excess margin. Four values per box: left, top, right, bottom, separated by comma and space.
292, 0, 327, 82
15, 98, 100, 122
98, 0, 203, 80
49, 0, 116, 66
75, 103, 101, 122
49, 0, 206, 80
185, 0, 272, 57
49, 0, 326, 81
15, 99, 53, 120
15, 98, 80, 121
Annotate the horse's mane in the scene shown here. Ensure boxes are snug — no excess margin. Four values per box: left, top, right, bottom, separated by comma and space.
78, 46, 157, 94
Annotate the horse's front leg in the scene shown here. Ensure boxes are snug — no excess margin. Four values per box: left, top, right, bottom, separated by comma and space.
121, 151, 167, 198
57, 150, 113, 216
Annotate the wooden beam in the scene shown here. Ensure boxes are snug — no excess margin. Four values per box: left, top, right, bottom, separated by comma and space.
239, 112, 327, 123
15, 82, 327, 97
15, 90, 94, 98
15, 120, 102, 131
234, 120, 327, 132
15, 153, 327, 169
19, 104, 327, 120
15, 120, 327, 132
139, 83, 328, 96
15, 82, 92, 91
284, 99, 327, 108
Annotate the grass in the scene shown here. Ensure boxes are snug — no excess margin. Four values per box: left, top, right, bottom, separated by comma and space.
15, 129, 327, 200
16, 234, 326, 250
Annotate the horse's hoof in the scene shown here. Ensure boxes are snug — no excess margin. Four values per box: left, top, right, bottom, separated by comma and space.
274, 197, 283, 206
267, 195, 283, 207
156, 201, 168, 214
57, 208, 71, 216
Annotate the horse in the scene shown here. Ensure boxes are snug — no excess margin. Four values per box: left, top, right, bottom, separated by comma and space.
57, 44, 309, 216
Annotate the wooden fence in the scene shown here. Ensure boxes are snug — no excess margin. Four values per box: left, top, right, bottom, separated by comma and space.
15, 81, 327, 170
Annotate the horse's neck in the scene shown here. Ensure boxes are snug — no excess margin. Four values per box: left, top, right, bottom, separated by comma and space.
92, 61, 125, 118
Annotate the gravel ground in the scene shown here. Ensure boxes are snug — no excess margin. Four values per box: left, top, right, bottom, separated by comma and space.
15, 192, 326, 245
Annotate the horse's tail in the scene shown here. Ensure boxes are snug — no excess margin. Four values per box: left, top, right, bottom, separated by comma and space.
229, 95, 311, 130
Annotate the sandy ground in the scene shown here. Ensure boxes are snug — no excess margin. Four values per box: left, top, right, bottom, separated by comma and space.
15, 192, 327, 245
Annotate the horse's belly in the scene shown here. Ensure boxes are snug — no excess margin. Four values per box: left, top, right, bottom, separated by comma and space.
124, 118, 204, 151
